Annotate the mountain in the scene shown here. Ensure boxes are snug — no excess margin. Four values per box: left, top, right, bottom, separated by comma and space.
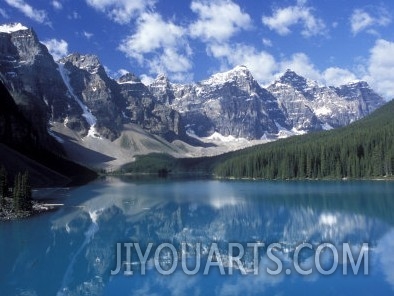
0, 79, 96, 187
58, 53, 126, 140
268, 70, 385, 131
149, 66, 385, 141
0, 23, 387, 170
212, 98, 394, 179
58, 53, 186, 141
0, 23, 90, 138
124, 98, 394, 178
150, 65, 289, 139
117, 72, 187, 142
0, 24, 185, 142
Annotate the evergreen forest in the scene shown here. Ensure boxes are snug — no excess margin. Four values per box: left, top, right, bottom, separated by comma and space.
122, 99, 394, 180
213, 99, 394, 179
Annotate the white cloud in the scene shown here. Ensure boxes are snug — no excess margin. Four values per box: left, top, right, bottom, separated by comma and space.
119, 13, 185, 60
211, 50, 356, 88
262, 38, 273, 47
119, 12, 192, 82
83, 31, 94, 39
103, 66, 130, 79
117, 69, 129, 76
189, 0, 252, 42
364, 39, 394, 99
351, 10, 374, 35
5, 0, 48, 23
350, 8, 391, 35
279, 52, 321, 81
51, 0, 63, 10
206, 43, 354, 87
85, 0, 154, 24
279, 54, 360, 87
262, 0, 326, 37
207, 43, 277, 84
259, 40, 394, 99
68, 11, 80, 20
322, 67, 357, 86
140, 74, 155, 85
42, 39, 69, 61
0, 8, 9, 18
149, 48, 193, 74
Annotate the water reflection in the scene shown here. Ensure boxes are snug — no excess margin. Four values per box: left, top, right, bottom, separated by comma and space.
1, 178, 394, 295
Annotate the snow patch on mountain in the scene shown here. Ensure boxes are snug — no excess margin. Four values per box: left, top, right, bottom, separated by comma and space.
187, 129, 248, 144
0, 23, 28, 33
321, 123, 334, 130
314, 106, 332, 116
0, 23, 387, 156
205, 132, 247, 143
57, 62, 100, 139
275, 122, 306, 139
201, 65, 251, 86
118, 80, 140, 85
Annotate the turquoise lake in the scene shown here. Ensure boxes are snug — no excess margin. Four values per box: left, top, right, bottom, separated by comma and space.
1, 178, 394, 295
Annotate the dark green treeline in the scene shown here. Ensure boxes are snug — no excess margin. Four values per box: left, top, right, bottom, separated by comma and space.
0, 166, 32, 212
214, 100, 394, 179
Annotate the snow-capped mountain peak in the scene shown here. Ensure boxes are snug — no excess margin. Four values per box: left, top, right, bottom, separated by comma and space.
60, 53, 103, 75
117, 73, 142, 84
280, 69, 305, 82
0, 23, 28, 34
201, 65, 254, 86
268, 70, 385, 131
0, 23, 387, 151
149, 73, 172, 89
278, 69, 319, 91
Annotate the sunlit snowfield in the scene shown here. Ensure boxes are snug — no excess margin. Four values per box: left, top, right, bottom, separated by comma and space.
1, 178, 394, 295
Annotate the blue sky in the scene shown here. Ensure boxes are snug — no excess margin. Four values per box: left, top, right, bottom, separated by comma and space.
1, 0, 394, 99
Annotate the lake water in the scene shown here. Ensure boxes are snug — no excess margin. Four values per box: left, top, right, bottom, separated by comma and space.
1, 178, 394, 295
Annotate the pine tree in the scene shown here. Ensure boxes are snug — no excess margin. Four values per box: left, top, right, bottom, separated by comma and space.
372, 145, 383, 176
210, 98, 394, 180
0, 166, 8, 208
22, 170, 32, 211
13, 171, 32, 212
13, 172, 22, 211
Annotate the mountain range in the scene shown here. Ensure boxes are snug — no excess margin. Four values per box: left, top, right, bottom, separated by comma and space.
0, 23, 387, 172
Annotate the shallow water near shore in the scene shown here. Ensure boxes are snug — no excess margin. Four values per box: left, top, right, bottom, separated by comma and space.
1, 177, 394, 295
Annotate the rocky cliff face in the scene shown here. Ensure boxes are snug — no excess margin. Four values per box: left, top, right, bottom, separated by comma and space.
0, 78, 97, 187
0, 23, 387, 150
58, 53, 125, 140
268, 70, 385, 131
0, 24, 90, 137
57, 53, 186, 141
149, 66, 289, 139
118, 73, 186, 141
149, 67, 385, 140
0, 24, 185, 143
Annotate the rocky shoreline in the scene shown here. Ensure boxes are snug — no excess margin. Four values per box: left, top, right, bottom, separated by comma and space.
0, 198, 62, 221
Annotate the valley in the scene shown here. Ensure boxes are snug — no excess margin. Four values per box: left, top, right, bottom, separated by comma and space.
0, 23, 387, 176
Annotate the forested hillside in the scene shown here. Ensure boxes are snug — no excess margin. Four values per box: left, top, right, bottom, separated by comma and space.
213, 99, 394, 179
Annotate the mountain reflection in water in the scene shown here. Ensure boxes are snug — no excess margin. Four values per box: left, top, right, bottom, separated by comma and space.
1, 178, 394, 295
